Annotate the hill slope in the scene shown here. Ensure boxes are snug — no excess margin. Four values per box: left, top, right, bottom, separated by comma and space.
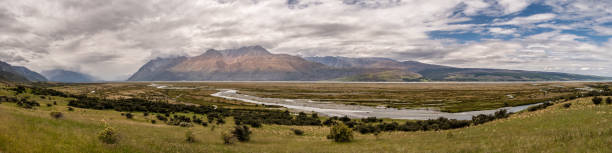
0, 86, 610, 152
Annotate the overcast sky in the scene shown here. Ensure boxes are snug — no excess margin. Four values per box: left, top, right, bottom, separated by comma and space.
1, 0, 611, 80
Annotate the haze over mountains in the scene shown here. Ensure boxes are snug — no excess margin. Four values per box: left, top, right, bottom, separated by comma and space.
0, 60, 98, 83
128, 46, 610, 82
42, 69, 98, 83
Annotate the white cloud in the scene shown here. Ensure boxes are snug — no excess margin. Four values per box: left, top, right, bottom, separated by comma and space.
497, 13, 556, 25
488, 27, 516, 35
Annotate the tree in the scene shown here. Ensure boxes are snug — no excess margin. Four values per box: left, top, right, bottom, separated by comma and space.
327, 122, 353, 142
606, 97, 612, 104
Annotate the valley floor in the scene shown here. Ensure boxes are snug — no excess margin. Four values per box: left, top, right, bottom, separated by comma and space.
1, 94, 611, 153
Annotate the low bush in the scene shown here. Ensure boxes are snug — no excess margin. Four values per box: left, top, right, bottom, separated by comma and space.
179, 122, 193, 127
46, 103, 52, 107
185, 131, 196, 143
563, 103, 572, 108
50, 112, 63, 119
592, 97, 603, 105
98, 124, 119, 144
67, 107, 74, 111
151, 120, 156, 124
232, 125, 252, 142
606, 97, 612, 104
293, 129, 304, 136
222, 132, 237, 144
527, 102, 553, 112
125, 113, 133, 119
327, 122, 353, 142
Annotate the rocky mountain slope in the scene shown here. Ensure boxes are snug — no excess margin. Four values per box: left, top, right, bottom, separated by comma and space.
0, 61, 47, 82
129, 46, 365, 81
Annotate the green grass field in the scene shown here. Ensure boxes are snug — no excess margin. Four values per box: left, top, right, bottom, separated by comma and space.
1, 85, 611, 153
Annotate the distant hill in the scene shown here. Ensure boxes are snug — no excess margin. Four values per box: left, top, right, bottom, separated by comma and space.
306, 56, 609, 81
0, 61, 47, 82
128, 46, 610, 82
42, 69, 97, 83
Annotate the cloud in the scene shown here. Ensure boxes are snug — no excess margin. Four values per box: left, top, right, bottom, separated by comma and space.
0, 0, 611, 80
496, 13, 556, 25
488, 27, 516, 35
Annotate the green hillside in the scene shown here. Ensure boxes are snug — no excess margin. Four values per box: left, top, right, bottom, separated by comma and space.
0, 85, 611, 153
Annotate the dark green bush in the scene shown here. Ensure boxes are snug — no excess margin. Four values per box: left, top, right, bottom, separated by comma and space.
50, 112, 63, 119
125, 113, 133, 119
232, 125, 252, 142
606, 97, 611, 104
563, 103, 572, 108
151, 120, 156, 124
67, 107, 74, 111
593, 97, 603, 105
293, 129, 304, 136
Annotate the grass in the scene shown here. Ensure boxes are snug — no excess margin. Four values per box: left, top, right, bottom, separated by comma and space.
1, 85, 612, 152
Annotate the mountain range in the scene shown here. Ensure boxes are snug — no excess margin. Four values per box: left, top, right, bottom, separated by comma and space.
128, 45, 610, 82
0, 61, 47, 82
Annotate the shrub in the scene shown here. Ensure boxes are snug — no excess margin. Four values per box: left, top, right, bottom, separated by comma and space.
222, 132, 237, 145
293, 129, 304, 136
185, 131, 196, 143
143, 112, 149, 116
201, 122, 208, 127
125, 113, 133, 119
527, 102, 553, 112
593, 97, 603, 105
178, 122, 193, 127
606, 97, 612, 104
67, 107, 74, 111
563, 103, 572, 108
50, 112, 63, 119
53, 101, 57, 105
151, 120, 156, 124
46, 103, 52, 107
327, 122, 353, 142
98, 124, 119, 144
232, 125, 252, 142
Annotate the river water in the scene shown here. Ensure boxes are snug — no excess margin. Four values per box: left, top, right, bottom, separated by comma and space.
211, 89, 542, 120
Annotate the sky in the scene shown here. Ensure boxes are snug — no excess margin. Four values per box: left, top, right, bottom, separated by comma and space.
1, 0, 611, 80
